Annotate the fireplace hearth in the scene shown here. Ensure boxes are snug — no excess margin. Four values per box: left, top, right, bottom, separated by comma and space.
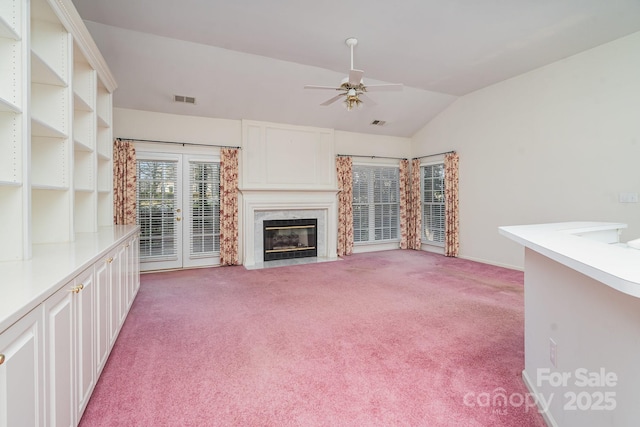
263, 218, 317, 261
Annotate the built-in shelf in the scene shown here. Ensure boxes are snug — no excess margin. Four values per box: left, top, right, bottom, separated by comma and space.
73, 109, 94, 150
97, 114, 110, 129
31, 136, 69, 189
32, 187, 72, 244
0, 96, 21, 113
0, 35, 22, 112
73, 57, 94, 111
0, 185, 24, 260
74, 190, 96, 232
74, 150, 94, 191
31, 83, 69, 137
0, 112, 22, 184
1, 0, 115, 262
73, 92, 92, 112
97, 191, 112, 227
31, 50, 67, 87
0, 19, 20, 40
31, 116, 67, 138
97, 159, 111, 193
31, 183, 70, 190
0, 0, 21, 40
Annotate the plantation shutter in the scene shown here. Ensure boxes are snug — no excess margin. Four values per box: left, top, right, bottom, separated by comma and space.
188, 161, 221, 258
421, 163, 446, 244
352, 167, 370, 243
352, 165, 400, 243
373, 167, 399, 241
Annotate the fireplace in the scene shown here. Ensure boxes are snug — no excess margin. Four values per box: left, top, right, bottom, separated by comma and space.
263, 218, 317, 261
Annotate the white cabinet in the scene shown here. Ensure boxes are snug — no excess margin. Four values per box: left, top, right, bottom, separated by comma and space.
44, 265, 98, 426
0, 227, 140, 427
0, 306, 45, 427
0, 0, 116, 262
94, 251, 112, 373
73, 267, 95, 420
44, 284, 75, 427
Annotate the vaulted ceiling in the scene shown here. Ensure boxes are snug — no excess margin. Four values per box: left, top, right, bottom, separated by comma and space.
71, 0, 640, 137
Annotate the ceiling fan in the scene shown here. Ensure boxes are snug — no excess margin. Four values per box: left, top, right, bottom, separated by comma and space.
304, 38, 403, 110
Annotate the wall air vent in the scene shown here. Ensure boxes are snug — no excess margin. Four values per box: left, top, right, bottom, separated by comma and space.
370, 120, 386, 126
174, 95, 196, 104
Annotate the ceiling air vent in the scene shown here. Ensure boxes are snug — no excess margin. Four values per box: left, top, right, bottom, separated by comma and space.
174, 95, 196, 104
370, 120, 386, 126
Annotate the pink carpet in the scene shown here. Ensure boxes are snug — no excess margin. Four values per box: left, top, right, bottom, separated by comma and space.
80, 250, 546, 426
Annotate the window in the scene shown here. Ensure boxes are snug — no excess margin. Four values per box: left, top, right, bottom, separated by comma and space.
352, 165, 400, 243
136, 159, 179, 259
421, 163, 445, 245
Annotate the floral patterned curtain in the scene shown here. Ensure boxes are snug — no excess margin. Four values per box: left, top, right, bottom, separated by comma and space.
220, 148, 239, 265
113, 139, 136, 225
399, 159, 409, 249
407, 158, 422, 250
336, 156, 353, 257
444, 152, 460, 257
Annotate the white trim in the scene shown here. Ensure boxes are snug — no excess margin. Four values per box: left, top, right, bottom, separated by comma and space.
52, 0, 117, 91
522, 370, 558, 427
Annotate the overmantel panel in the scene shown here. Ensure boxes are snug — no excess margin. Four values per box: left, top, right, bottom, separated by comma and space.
242, 120, 335, 190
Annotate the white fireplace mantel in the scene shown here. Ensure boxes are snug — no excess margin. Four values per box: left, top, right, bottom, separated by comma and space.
239, 188, 340, 267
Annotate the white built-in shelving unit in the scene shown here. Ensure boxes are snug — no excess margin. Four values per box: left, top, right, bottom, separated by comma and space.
0, 0, 116, 261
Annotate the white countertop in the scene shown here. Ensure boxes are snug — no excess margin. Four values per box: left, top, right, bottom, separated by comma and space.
0, 225, 139, 333
499, 221, 640, 298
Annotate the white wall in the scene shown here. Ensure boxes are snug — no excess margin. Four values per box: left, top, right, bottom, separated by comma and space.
113, 108, 241, 148
335, 130, 411, 159
523, 249, 640, 426
412, 31, 640, 269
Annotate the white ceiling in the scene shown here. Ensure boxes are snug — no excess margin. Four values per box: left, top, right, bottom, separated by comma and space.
71, 0, 640, 137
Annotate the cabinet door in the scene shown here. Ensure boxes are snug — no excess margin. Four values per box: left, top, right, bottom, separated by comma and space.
109, 247, 122, 344
95, 253, 112, 372
74, 267, 95, 419
116, 243, 128, 325
44, 285, 75, 427
0, 307, 45, 427
132, 233, 140, 295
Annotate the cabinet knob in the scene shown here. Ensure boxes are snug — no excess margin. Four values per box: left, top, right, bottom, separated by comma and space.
70, 284, 83, 294
176, 217, 182, 222
106, 257, 113, 264
0, 354, 5, 365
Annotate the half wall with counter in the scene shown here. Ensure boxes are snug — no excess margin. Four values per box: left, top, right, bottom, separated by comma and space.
499, 222, 640, 427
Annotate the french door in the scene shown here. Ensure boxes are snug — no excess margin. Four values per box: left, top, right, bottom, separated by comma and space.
136, 152, 220, 271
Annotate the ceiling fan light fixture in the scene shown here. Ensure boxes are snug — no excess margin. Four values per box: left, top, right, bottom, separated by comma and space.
345, 94, 362, 111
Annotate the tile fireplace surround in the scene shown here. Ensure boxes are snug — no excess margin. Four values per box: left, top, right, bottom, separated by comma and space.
240, 189, 339, 268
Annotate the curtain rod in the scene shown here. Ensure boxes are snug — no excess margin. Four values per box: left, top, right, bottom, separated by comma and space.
412, 150, 455, 160
116, 137, 241, 150
337, 154, 407, 161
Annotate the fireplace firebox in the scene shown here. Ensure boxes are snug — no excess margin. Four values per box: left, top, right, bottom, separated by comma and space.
263, 219, 317, 261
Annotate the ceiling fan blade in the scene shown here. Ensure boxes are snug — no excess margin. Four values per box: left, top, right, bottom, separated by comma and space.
358, 93, 377, 106
348, 69, 364, 86
304, 85, 341, 90
364, 83, 403, 92
320, 94, 345, 106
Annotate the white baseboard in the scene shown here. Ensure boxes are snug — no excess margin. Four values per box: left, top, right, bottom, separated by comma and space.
522, 369, 557, 427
